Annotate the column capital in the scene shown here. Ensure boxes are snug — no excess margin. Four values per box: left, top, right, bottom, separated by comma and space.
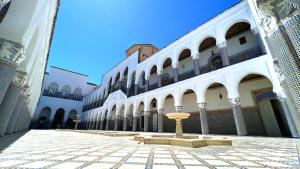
198, 102, 207, 108
11, 71, 28, 89
229, 98, 241, 107
144, 111, 150, 116
276, 92, 287, 102
0, 38, 25, 66
217, 41, 227, 48
175, 106, 183, 112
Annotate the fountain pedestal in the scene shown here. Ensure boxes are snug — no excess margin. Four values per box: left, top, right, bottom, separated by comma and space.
166, 112, 190, 138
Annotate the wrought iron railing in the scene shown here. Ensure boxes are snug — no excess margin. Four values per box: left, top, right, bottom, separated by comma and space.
43, 89, 83, 101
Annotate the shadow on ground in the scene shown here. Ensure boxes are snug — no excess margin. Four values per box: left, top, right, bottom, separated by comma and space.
0, 131, 28, 153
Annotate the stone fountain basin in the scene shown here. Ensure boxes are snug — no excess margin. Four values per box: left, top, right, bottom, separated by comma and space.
134, 135, 232, 148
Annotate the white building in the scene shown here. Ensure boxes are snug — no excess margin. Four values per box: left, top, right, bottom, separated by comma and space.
0, 0, 59, 136
33, 0, 300, 138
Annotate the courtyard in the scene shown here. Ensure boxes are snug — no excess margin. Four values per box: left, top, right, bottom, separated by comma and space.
0, 130, 299, 169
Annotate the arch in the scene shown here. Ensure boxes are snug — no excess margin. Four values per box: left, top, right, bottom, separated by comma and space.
161, 58, 174, 87
51, 108, 65, 129
48, 82, 59, 94
203, 82, 229, 102
181, 89, 200, 133
150, 98, 158, 111
37, 107, 51, 129
204, 82, 237, 135
198, 37, 217, 53
177, 48, 194, 80
225, 22, 251, 40
148, 65, 158, 90
73, 87, 82, 95
61, 85, 71, 96
163, 94, 176, 132
65, 109, 77, 129
179, 88, 197, 105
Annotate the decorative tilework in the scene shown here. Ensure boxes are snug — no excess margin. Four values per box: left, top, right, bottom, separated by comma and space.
0, 130, 299, 169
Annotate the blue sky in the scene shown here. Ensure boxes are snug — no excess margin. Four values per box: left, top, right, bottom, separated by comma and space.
48, 0, 240, 84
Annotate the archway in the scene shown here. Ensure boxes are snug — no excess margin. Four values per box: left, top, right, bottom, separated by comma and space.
61, 85, 71, 98
128, 104, 134, 131
150, 98, 158, 132
51, 108, 65, 129
114, 73, 121, 92
65, 110, 77, 129
198, 37, 219, 73
138, 71, 146, 94
122, 67, 129, 93
205, 83, 235, 135
163, 94, 176, 132
162, 58, 174, 87
110, 105, 116, 130
108, 78, 113, 94
118, 105, 125, 131
238, 74, 292, 137
37, 107, 51, 129
138, 102, 144, 131
178, 49, 194, 81
225, 22, 261, 64
182, 89, 199, 133
129, 71, 136, 96
149, 65, 158, 90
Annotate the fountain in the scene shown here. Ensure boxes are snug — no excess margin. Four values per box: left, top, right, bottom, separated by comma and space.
133, 111, 233, 148
166, 112, 190, 138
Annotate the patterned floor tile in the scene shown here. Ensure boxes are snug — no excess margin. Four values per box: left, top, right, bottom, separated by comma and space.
17, 161, 55, 168
50, 162, 84, 169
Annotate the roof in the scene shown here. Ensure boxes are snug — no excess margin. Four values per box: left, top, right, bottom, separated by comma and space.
51, 66, 88, 77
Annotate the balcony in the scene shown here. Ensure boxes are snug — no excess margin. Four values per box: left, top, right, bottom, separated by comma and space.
42, 89, 83, 101
229, 46, 262, 65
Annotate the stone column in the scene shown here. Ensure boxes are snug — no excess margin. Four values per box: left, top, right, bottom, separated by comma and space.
13, 107, 25, 133
5, 95, 25, 134
0, 81, 24, 136
105, 117, 110, 130
193, 56, 200, 75
277, 94, 299, 138
132, 115, 138, 131
0, 39, 25, 104
157, 74, 162, 87
134, 83, 138, 95
123, 115, 128, 131
251, 27, 266, 54
218, 42, 230, 67
173, 67, 178, 82
145, 79, 149, 92
158, 109, 164, 133
144, 111, 150, 132
114, 115, 119, 131
229, 98, 248, 136
198, 102, 209, 134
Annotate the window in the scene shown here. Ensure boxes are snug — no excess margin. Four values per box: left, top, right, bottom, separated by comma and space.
48, 82, 59, 94
239, 36, 247, 45
61, 85, 71, 96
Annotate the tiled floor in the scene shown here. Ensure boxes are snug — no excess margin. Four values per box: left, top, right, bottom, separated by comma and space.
0, 130, 299, 169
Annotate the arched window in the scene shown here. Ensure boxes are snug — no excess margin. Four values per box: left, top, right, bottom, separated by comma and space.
48, 82, 59, 94
61, 85, 71, 96
73, 87, 82, 97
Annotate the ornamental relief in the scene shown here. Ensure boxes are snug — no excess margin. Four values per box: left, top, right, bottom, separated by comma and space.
0, 38, 25, 65
256, 0, 300, 33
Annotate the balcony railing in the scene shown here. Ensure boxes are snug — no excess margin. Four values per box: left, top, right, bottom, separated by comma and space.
43, 89, 83, 101
178, 70, 195, 81
229, 46, 263, 65
88, 46, 264, 108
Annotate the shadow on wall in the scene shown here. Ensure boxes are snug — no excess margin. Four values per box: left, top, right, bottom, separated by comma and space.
0, 131, 28, 153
